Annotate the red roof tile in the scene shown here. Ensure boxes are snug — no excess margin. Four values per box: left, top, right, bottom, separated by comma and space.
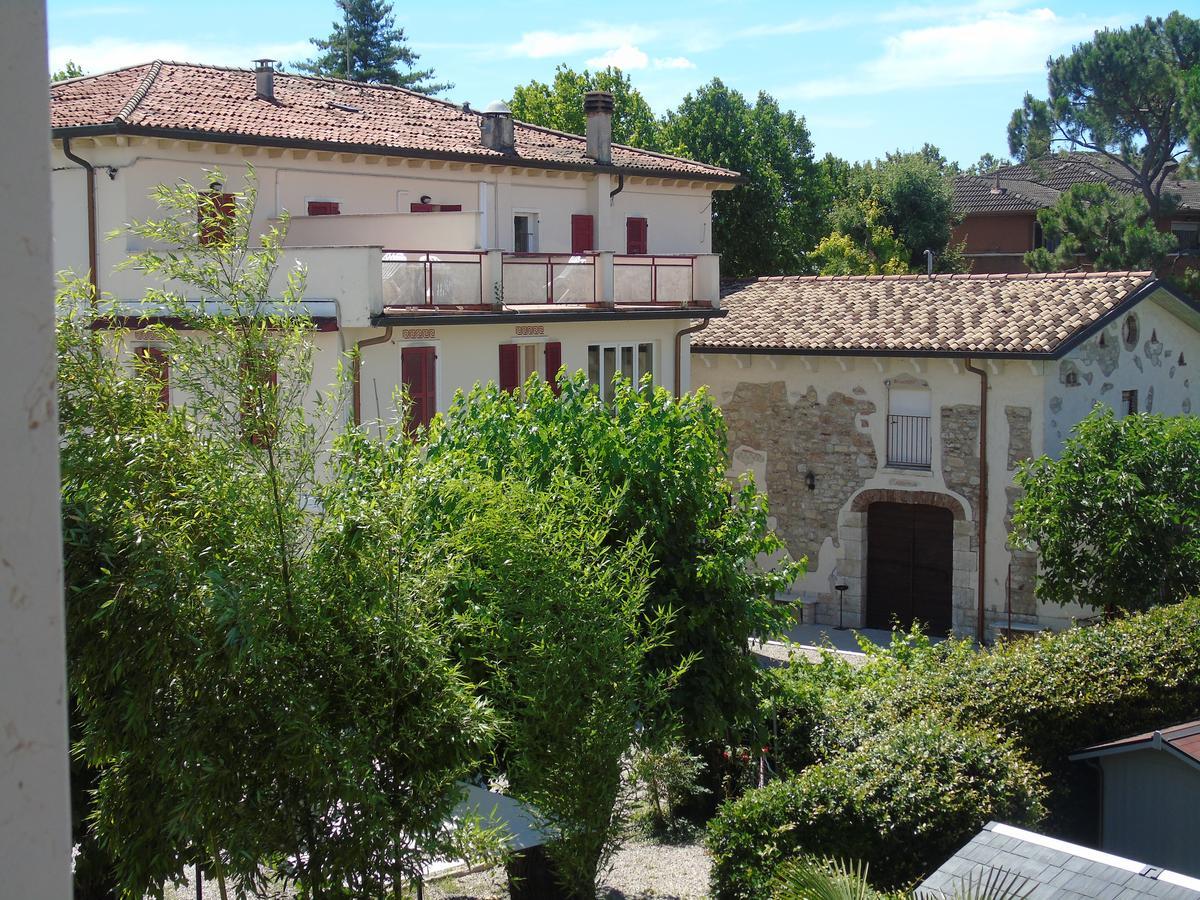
50, 61, 740, 182
1073, 720, 1200, 766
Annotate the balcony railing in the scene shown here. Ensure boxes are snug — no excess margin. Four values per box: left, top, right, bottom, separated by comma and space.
614, 254, 694, 304
501, 253, 597, 304
382, 251, 485, 307
886, 414, 932, 469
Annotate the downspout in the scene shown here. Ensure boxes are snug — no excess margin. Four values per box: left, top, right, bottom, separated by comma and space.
674, 317, 709, 399
964, 357, 988, 643
608, 173, 625, 204
353, 327, 393, 425
61, 137, 98, 302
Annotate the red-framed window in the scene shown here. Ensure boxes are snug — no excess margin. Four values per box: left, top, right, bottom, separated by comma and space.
545, 341, 562, 395
240, 351, 278, 447
410, 203, 463, 213
402, 345, 437, 433
306, 200, 341, 216
135, 345, 170, 409
571, 214, 594, 255
499, 341, 562, 396
626, 216, 648, 255
198, 192, 236, 246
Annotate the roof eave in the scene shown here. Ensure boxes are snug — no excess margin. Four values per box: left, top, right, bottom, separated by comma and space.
371, 307, 728, 327
49, 123, 744, 185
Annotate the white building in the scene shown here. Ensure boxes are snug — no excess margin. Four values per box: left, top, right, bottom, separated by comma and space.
693, 271, 1200, 640
49, 61, 736, 426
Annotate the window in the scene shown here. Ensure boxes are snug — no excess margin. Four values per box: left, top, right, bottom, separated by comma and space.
886, 384, 932, 469
1033, 221, 1059, 252
135, 345, 169, 409
240, 350, 278, 447
571, 214, 595, 255
500, 342, 563, 396
587, 342, 653, 401
1122, 389, 1138, 416
401, 345, 437, 434
306, 200, 340, 216
198, 191, 235, 246
626, 216, 648, 255
514, 212, 538, 252
411, 202, 463, 213
1171, 221, 1199, 254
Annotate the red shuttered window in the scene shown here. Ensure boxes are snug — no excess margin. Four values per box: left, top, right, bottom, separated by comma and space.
626, 217, 648, 255
198, 192, 236, 246
306, 200, 340, 216
544, 341, 562, 395
499, 343, 520, 394
401, 345, 437, 433
240, 351, 278, 447
571, 214, 594, 255
135, 346, 170, 409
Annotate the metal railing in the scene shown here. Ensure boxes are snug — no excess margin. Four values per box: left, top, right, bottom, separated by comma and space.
501, 253, 596, 304
614, 254, 694, 304
381, 250, 485, 307
886, 414, 932, 469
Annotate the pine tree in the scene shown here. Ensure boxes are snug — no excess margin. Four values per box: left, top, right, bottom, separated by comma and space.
295, 0, 451, 94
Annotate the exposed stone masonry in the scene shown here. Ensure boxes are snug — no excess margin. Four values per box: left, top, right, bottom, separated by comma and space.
1003, 405, 1037, 616
940, 404, 981, 518
1005, 406, 1031, 471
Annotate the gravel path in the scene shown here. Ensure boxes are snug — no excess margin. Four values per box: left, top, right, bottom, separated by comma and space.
751, 637, 867, 667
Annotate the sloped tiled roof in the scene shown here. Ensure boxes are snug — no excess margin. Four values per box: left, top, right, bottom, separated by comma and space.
695, 271, 1155, 356
920, 823, 1200, 899
50, 61, 740, 183
956, 154, 1199, 215
1071, 720, 1200, 767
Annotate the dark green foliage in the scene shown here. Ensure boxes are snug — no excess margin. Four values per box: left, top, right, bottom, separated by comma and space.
1008, 12, 1200, 216
509, 65, 662, 151
707, 716, 1046, 897
422, 373, 801, 747
52, 60, 84, 81
1013, 408, 1200, 611
1024, 183, 1179, 272
660, 79, 824, 278
296, 0, 449, 93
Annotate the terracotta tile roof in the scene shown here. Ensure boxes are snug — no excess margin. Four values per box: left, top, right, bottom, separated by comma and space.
695, 271, 1156, 357
50, 61, 740, 183
1072, 720, 1200, 766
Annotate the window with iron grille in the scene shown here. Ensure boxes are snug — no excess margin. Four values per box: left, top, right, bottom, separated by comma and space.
887, 385, 932, 469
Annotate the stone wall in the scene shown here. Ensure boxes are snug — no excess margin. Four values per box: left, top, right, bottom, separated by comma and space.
940, 404, 981, 518
1004, 405, 1037, 616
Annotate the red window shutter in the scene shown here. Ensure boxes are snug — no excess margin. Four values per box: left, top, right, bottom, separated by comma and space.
499, 344, 520, 394
571, 215, 595, 254
307, 200, 340, 216
438, 204, 463, 212
410, 203, 435, 213
626, 217, 648, 255
239, 352, 278, 447
136, 346, 170, 409
544, 342, 562, 395
402, 346, 437, 433
199, 192, 236, 246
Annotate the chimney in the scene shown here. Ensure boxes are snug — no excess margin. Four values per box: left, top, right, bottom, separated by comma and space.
584, 91, 613, 165
253, 59, 276, 101
480, 100, 515, 153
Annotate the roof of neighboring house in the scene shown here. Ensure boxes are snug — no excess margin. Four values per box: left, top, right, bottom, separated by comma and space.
955, 153, 1200, 215
49, 61, 741, 183
695, 271, 1177, 358
1071, 720, 1200, 770
920, 822, 1200, 899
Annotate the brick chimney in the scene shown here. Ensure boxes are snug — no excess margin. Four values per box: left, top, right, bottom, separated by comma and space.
480, 100, 515, 153
584, 91, 613, 165
253, 59, 276, 101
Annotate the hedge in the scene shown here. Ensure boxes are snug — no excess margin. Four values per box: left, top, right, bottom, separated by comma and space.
707, 715, 1046, 897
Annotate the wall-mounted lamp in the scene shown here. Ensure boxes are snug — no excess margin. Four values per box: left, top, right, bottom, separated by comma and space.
419, 194, 432, 204
805, 471, 816, 491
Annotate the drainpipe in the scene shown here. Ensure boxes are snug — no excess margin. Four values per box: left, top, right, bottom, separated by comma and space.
673, 317, 709, 398
61, 137, 98, 302
964, 356, 988, 644
353, 327, 393, 425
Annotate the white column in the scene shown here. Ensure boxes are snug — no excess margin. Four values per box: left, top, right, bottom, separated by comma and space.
0, 2, 74, 897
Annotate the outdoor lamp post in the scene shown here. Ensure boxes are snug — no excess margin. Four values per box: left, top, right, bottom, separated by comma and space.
834, 583, 848, 630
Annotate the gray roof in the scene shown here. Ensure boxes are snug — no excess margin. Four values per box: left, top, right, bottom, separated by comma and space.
919, 823, 1200, 900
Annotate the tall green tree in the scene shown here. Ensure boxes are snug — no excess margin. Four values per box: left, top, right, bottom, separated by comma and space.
1008, 12, 1200, 217
1024, 182, 1179, 271
660, 79, 824, 277
509, 65, 662, 150
296, 0, 450, 93
52, 60, 84, 82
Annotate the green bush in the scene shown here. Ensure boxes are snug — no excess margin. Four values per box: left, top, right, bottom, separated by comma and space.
707, 716, 1046, 898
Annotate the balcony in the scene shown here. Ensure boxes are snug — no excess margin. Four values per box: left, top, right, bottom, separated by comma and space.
886, 414, 932, 469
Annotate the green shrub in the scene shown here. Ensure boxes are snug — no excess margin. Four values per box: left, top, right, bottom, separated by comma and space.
707, 716, 1046, 897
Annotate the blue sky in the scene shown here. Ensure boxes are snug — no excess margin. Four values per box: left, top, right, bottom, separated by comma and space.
48, 0, 1147, 165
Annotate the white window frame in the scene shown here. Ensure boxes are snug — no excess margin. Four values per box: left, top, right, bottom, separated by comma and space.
513, 209, 540, 253
885, 380, 933, 470
587, 341, 655, 401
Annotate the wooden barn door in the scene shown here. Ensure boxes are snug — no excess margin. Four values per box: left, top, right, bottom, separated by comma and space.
866, 502, 953, 633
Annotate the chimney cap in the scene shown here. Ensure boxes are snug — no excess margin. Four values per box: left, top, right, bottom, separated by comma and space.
483, 100, 512, 115
253, 58, 276, 69
583, 91, 614, 114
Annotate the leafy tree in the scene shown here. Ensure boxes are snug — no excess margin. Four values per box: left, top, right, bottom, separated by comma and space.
1024, 182, 1180, 271
61, 168, 493, 898
660, 79, 824, 277
1012, 406, 1200, 612
296, 0, 450, 93
1008, 12, 1200, 217
509, 64, 662, 150
811, 201, 909, 275
52, 60, 84, 82
965, 152, 1009, 176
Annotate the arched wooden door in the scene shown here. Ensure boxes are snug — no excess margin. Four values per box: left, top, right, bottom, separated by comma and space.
866, 501, 953, 633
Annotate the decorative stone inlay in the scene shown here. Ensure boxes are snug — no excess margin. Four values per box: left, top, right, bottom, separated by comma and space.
1004, 485, 1038, 616
1005, 406, 1032, 471
940, 404, 981, 516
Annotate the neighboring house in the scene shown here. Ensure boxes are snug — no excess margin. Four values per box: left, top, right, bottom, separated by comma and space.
953, 153, 1200, 276
692, 271, 1200, 640
920, 821, 1200, 899
1070, 721, 1200, 877
49, 61, 735, 427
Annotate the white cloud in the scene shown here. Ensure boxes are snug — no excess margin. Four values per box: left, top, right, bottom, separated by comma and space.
653, 56, 696, 70
586, 44, 649, 70
49, 37, 312, 75
783, 8, 1108, 99
509, 24, 655, 59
